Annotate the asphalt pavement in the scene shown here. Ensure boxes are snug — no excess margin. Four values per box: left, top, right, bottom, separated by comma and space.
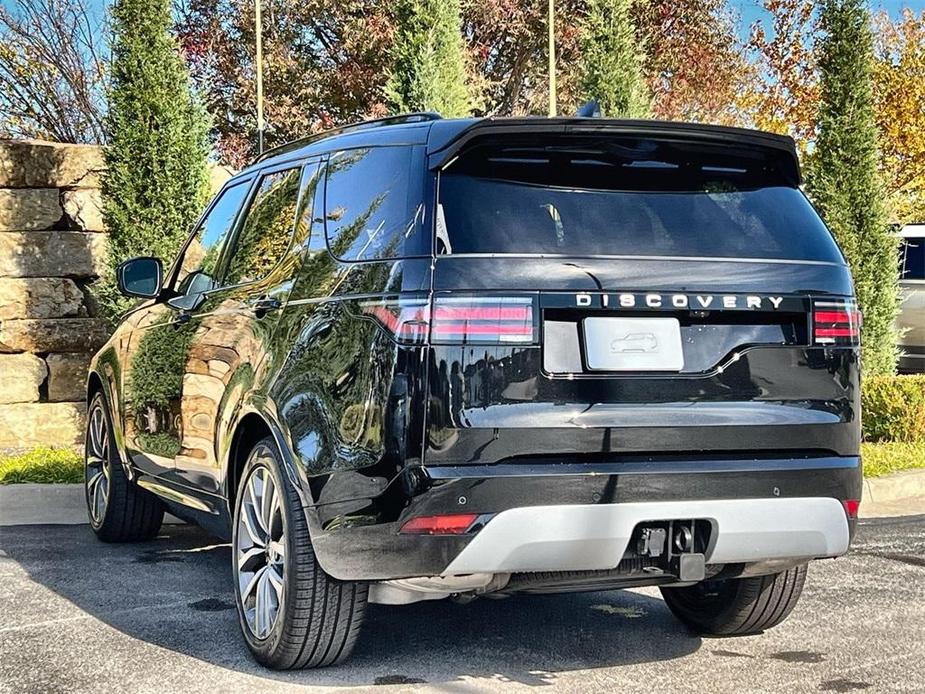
0, 516, 923, 694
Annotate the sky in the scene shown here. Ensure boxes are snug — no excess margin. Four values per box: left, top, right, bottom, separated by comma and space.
735, 0, 923, 38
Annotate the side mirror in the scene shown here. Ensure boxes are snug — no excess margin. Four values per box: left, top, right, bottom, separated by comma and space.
117, 256, 163, 299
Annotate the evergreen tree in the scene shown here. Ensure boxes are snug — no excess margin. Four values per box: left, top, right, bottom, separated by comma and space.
98, 0, 210, 321
578, 0, 650, 118
384, 0, 472, 117
807, 0, 900, 375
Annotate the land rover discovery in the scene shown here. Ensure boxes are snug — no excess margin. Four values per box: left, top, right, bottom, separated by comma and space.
85, 114, 862, 669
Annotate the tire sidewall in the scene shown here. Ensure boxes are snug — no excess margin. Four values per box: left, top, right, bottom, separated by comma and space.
232, 439, 300, 661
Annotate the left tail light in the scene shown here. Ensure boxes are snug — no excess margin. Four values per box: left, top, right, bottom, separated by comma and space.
813, 299, 860, 346
360, 295, 538, 345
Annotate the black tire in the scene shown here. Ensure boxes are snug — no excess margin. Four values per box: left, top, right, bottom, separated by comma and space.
232, 436, 367, 669
660, 564, 808, 636
85, 392, 164, 542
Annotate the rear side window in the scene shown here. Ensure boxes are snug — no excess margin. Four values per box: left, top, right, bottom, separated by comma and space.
324, 146, 426, 261
437, 137, 844, 263
225, 167, 301, 286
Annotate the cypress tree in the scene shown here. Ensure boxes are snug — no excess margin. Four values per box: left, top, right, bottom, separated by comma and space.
578, 0, 650, 118
98, 0, 210, 321
807, 0, 900, 375
384, 0, 472, 117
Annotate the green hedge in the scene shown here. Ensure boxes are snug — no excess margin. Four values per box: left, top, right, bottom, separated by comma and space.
862, 375, 925, 443
0, 448, 83, 484
861, 441, 925, 477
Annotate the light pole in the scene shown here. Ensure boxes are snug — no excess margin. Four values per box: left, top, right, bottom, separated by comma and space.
548, 0, 556, 117
255, 0, 265, 153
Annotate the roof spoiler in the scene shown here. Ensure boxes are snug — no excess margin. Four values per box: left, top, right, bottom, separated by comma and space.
427, 118, 802, 186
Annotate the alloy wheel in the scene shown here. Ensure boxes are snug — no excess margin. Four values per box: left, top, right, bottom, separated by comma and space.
85, 401, 111, 525
236, 463, 286, 640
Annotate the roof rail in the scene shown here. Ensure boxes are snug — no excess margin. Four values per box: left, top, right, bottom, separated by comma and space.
253, 112, 442, 164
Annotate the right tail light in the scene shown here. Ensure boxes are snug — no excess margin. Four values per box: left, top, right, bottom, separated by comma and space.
812, 299, 860, 346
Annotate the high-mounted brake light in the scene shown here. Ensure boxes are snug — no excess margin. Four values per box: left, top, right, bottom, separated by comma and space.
430, 296, 536, 345
813, 300, 860, 346
400, 513, 479, 535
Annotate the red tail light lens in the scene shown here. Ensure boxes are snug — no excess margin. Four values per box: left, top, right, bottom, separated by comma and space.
400, 513, 479, 535
430, 296, 536, 345
813, 300, 860, 346
360, 298, 430, 344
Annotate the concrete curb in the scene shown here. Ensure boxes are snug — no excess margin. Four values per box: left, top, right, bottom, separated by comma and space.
860, 468, 925, 519
0, 483, 183, 526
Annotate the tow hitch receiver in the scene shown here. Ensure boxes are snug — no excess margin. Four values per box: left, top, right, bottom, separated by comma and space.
634, 520, 707, 582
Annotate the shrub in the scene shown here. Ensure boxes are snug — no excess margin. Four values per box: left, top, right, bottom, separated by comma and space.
578, 0, 650, 118
0, 448, 83, 484
861, 441, 925, 477
862, 374, 925, 442
98, 0, 210, 323
807, 0, 901, 376
384, 0, 473, 117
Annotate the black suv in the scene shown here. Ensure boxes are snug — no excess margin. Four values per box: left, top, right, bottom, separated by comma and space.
85, 115, 862, 669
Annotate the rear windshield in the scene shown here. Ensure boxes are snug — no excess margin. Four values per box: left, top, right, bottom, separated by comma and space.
436, 138, 844, 263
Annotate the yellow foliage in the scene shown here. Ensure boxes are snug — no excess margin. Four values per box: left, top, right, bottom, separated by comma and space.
873, 9, 925, 224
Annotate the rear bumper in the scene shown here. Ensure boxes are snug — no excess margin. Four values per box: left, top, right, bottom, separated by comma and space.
306, 456, 861, 581
443, 497, 848, 574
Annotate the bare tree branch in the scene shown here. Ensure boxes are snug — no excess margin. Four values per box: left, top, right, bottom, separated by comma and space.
0, 0, 107, 143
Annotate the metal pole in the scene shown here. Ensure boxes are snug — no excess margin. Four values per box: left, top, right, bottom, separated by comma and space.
548, 0, 556, 117
255, 0, 265, 153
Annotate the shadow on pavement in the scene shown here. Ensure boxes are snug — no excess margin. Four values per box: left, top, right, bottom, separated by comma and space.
1, 522, 702, 688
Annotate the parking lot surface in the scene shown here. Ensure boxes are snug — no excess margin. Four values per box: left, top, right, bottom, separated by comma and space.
1, 516, 923, 694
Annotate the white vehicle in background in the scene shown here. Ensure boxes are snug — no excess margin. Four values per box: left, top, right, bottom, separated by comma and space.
899, 225, 925, 373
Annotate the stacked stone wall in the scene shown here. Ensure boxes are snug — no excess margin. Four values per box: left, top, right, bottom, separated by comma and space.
0, 140, 232, 451
0, 140, 108, 449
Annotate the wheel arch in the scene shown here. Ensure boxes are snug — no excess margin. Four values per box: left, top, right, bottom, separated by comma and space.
224, 409, 313, 517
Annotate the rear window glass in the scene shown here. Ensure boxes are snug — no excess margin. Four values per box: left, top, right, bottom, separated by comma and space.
437, 139, 844, 263
324, 146, 426, 261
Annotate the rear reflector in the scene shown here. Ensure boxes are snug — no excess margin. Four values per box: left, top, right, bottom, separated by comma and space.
431, 296, 536, 344
400, 513, 479, 535
813, 300, 860, 346
842, 499, 860, 519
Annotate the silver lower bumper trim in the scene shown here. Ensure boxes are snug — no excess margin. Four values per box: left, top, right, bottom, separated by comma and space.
442, 497, 849, 575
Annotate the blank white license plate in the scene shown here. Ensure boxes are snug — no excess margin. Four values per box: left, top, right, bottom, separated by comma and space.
583, 317, 684, 371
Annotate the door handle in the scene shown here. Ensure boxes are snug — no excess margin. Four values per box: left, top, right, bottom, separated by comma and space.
251, 296, 282, 316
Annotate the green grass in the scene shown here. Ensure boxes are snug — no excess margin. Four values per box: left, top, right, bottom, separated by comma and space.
0, 447, 83, 484
861, 441, 925, 478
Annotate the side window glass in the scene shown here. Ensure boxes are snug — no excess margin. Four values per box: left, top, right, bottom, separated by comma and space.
176, 181, 251, 293
224, 167, 302, 286
325, 147, 424, 261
